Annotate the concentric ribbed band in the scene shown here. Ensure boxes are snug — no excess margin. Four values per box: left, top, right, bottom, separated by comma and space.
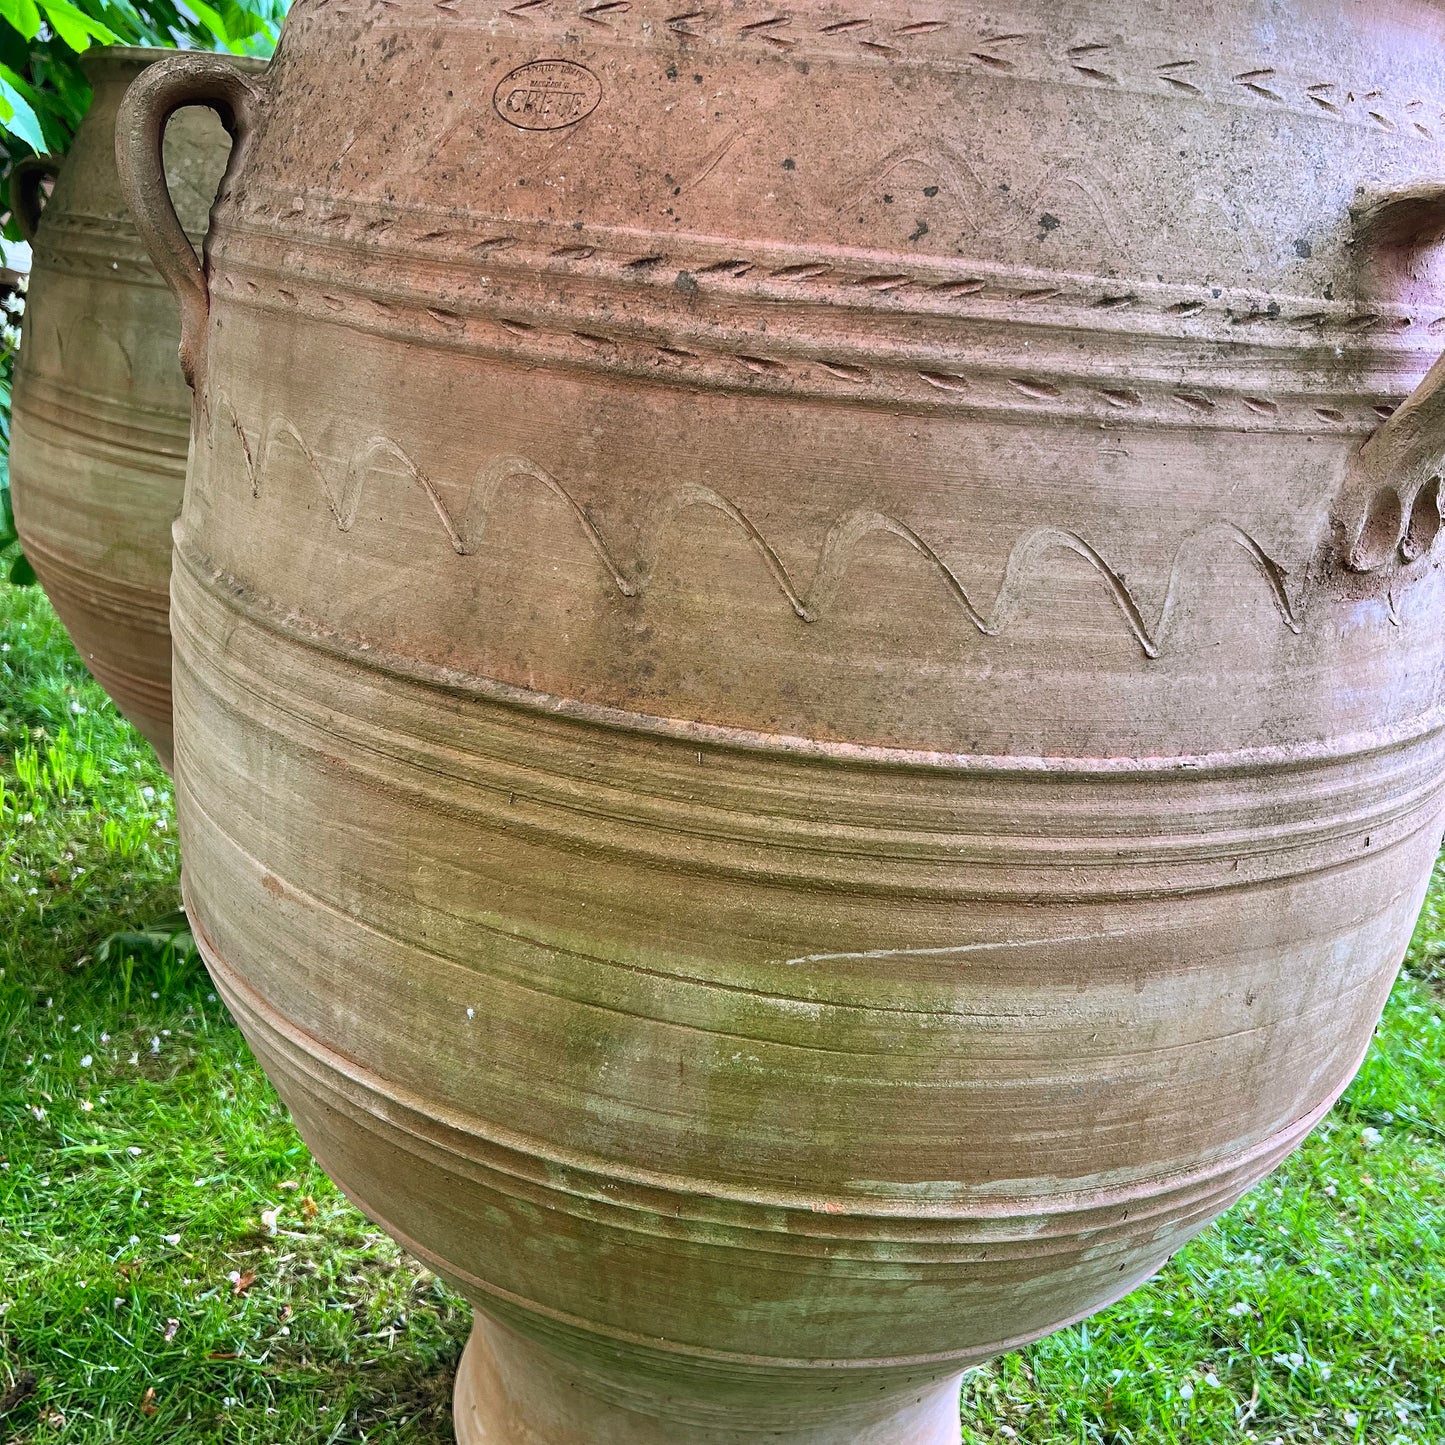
172, 538, 1445, 901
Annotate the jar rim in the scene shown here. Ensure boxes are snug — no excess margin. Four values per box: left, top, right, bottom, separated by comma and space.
80, 43, 269, 84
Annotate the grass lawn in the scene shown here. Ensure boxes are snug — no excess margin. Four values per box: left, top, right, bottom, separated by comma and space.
1, 576, 1442, 1444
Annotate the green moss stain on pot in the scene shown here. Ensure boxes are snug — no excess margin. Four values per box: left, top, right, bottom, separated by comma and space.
8, 46, 265, 771
117, 2, 1445, 1441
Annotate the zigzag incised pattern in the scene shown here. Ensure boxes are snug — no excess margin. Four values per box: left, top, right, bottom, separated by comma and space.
213, 393, 1303, 660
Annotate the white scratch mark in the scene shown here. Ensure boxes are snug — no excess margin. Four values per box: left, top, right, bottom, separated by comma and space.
782, 928, 1139, 967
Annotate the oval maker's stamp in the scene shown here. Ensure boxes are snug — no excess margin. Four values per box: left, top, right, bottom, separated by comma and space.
494, 60, 602, 130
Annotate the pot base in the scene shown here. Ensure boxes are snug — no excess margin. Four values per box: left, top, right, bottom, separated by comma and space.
453, 1314, 965, 1445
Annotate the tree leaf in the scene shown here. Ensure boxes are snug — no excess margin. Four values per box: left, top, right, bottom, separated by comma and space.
0, 0, 43, 41
0, 62, 48, 150
180, 0, 236, 49
35, 0, 116, 52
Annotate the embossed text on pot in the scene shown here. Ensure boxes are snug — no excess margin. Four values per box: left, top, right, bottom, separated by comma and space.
121, 2, 1445, 1440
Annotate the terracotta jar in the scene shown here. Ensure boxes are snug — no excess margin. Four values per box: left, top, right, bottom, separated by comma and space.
9, 47, 262, 770
119, 4, 1445, 1440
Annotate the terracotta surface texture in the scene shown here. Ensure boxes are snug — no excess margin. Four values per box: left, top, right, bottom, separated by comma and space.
117, 3, 1445, 1440
9, 47, 261, 770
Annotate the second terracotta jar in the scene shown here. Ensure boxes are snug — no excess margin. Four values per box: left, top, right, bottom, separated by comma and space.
9, 47, 261, 769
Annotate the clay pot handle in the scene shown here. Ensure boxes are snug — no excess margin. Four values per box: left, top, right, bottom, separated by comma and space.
1351, 185, 1445, 499
115, 52, 268, 389
10, 156, 59, 244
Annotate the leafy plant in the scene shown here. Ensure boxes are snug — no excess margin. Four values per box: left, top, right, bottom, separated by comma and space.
96, 905, 197, 1006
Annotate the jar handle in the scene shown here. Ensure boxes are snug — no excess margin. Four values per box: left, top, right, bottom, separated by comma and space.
1344, 185, 1445, 569
115, 52, 268, 390
10, 155, 59, 243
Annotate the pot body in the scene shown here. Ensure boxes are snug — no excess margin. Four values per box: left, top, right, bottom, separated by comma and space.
134, 2, 1445, 1439
9, 48, 258, 769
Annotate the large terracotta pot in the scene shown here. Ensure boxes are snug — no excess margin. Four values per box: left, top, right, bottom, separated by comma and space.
118, 4, 1445, 1440
8, 47, 262, 770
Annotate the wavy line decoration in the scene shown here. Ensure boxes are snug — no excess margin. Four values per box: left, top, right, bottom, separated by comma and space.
211, 392, 1303, 659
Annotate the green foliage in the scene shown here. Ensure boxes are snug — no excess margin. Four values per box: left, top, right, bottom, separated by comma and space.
96, 905, 197, 1009
0, 581, 176, 941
